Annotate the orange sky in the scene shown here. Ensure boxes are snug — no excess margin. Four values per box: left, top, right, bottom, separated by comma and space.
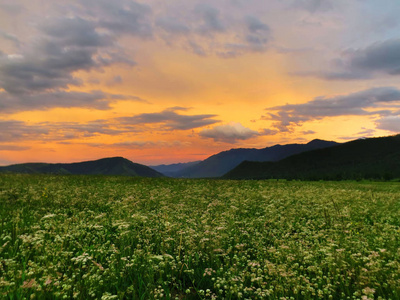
0, 0, 399, 165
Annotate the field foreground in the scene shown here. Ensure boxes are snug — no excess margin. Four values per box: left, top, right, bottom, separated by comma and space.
1, 175, 400, 299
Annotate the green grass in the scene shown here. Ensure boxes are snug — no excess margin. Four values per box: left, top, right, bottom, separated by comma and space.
1, 174, 400, 299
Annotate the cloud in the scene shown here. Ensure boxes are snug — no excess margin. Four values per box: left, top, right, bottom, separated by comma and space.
0, 16, 125, 95
0, 118, 125, 144
0, 2, 24, 15
76, 0, 153, 38
264, 87, 400, 131
347, 39, 400, 75
156, 17, 190, 35
260, 128, 279, 136
194, 4, 225, 34
199, 122, 259, 143
0, 90, 146, 113
0, 120, 49, 143
0, 145, 30, 151
0, 30, 21, 48
118, 107, 219, 130
303, 39, 400, 80
290, 0, 334, 13
0, 1, 152, 113
375, 116, 400, 133
219, 15, 270, 57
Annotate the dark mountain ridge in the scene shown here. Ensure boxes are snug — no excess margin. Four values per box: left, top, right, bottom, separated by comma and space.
224, 134, 400, 181
172, 139, 339, 178
0, 157, 164, 177
150, 161, 201, 177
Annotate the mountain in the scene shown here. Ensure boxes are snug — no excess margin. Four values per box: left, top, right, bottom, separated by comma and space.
150, 161, 201, 177
172, 139, 339, 178
224, 135, 400, 181
0, 157, 164, 177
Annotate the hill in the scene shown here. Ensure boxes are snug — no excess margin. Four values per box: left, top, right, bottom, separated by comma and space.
150, 161, 201, 177
172, 139, 338, 178
0, 157, 164, 177
224, 135, 400, 180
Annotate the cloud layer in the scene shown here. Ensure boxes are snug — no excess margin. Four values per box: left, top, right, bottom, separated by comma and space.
118, 107, 219, 130
265, 87, 400, 132
199, 122, 259, 143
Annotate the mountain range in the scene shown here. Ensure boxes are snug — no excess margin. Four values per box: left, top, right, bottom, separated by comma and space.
1, 135, 399, 180
153, 139, 339, 178
0, 157, 163, 178
224, 134, 400, 181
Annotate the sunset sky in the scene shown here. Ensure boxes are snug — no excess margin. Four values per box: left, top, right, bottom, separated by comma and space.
1, 0, 400, 165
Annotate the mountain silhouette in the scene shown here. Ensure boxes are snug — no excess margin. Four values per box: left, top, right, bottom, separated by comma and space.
224, 135, 400, 181
0, 157, 164, 177
169, 139, 338, 178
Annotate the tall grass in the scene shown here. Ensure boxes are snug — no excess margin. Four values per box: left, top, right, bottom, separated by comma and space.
1, 174, 399, 299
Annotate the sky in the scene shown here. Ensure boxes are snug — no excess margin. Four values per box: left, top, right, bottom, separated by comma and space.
1, 0, 400, 165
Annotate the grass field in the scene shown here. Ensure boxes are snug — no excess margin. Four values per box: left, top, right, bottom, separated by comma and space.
1, 174, 400, 299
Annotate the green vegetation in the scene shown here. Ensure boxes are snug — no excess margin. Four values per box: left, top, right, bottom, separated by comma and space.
1, 174, 400, 299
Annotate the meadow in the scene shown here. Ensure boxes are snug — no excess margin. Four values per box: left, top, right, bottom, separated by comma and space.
0, 174, 399, 299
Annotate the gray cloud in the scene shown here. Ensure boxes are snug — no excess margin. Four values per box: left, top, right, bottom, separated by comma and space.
0, 30, 21, 48
219, 15, 270, 57
0, 144, 30, 151
290, 0, 334, 13
0, 118, 125, 144
77, 0, 153, 38
199, 122, 259, 143
304, 39, 400, 80
375, 116, 400, 132
264, 87, 400, 131
348, 39, 400, 75
195, 4, 225, 34
118, 107, 219, 130
0, 120, 49, 143
0, 90, 145, 113
0, 1, 151, 112
156, 17, 190, 35
0, 2, 24, 15
0, 17, 120, 95
260, 128, 279, 136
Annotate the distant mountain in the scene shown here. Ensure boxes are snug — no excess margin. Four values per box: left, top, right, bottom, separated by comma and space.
150, 161, 201, 177
172, 139, 339, 178
224, 135, 400, 181
0, 157, 164, 177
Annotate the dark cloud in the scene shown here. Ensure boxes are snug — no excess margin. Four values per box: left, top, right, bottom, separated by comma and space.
0, 1, 150, 112
199, 122, 259, 143
0, 118, 124, 144
118, 107, 219, 130
0, 17, 121, 95
264, 87, 400, 131
348, 39, 400, 75
303, 39, 400, 80
0, 90, 145, 113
